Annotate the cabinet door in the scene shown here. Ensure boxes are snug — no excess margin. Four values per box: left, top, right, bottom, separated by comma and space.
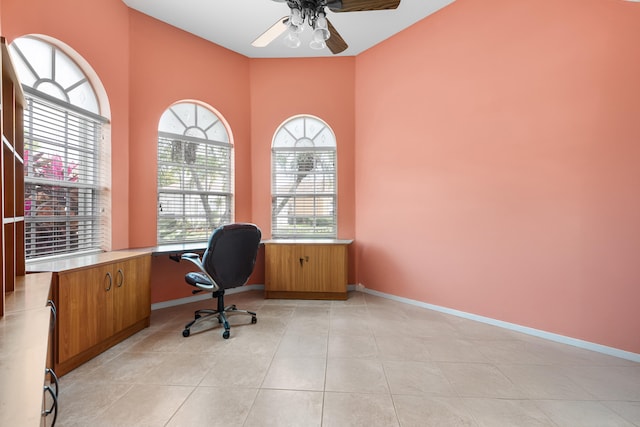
265, 244, 302, 292
301, 244, 347, 293
112, 255, 151, 332
57, 265, 114, 363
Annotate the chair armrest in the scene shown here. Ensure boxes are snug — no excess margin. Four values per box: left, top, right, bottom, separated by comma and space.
181, 252, 205, 273
181, 252, 220, 292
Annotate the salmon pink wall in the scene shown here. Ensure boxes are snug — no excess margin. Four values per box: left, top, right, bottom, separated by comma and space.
4, 0, 639, 354
249, 58, 357, 282
126, 11, 256, 300
249, 58, 356, 241
355, 0, 640, 353
128, 11, 253, 248
1, 0, 131, 249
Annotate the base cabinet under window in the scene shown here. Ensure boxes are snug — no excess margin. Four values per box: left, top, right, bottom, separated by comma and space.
264, 240, 352, 300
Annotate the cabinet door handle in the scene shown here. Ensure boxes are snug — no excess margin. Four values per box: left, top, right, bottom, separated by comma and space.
42, 384, 58, 426
47, 300, 57, 331
46, 368, 59, 397
116, 269, 124, 288
299, 256, 309, 267
105, 271, 113, 291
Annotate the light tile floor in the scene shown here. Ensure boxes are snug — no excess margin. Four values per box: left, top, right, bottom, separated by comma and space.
56, 290, 640, 426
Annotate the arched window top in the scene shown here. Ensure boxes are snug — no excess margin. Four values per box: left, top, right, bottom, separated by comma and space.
157, 101, 234, 244
9, 35, 100, 115
272, 115, 335, 149
159, 101, 230, 144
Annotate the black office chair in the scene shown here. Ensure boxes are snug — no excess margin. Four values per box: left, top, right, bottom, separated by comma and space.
180, 223, 262, 339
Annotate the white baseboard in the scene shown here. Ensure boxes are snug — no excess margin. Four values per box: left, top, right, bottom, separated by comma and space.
151, 283, 638, 363
357, 286, 640, 363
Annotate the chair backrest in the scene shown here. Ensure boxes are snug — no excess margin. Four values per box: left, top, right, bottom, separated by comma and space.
202, 223, 262, 289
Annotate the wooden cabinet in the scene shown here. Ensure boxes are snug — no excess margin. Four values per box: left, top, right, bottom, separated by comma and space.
30, 251, 151, 376
264, 240, 352, 300
1, 36, 26, 317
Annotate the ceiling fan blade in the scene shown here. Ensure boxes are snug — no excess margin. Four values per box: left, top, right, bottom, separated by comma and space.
326, 19, 348, 54
329, 0, 400, 13
251, 16, 288, 48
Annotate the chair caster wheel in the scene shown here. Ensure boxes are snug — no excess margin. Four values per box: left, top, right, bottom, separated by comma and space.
182, 329, 190, 337
222, 330, 230, 339
251, 316, 257, 324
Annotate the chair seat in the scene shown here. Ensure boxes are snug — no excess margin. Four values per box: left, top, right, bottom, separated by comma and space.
185, 271, 212, 287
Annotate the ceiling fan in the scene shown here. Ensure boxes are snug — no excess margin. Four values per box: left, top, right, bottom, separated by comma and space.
252, 0, 401, 54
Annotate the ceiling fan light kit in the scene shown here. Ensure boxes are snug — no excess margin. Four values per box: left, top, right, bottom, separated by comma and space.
282, 1, 333, 50
255, 0, 401, 55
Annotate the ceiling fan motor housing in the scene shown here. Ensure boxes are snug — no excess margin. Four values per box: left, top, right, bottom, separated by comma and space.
286, 0, 333, 26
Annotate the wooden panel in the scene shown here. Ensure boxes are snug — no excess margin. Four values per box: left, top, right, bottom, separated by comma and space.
3, 223, 14, 292
265, 244, 302, 292
113, 255, 151, 332
3, 144, 13, 218
2, 36, 26, 319
301, 244, 347, 293
2, 73, 14, 143
15, 220, 25, 276
14, 156, 24, 216
14, 103, 24, 158
57, 265, 113, 363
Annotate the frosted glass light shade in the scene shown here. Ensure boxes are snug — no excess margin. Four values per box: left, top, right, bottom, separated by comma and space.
284, 31, 301, 48
310, 39, 326, 50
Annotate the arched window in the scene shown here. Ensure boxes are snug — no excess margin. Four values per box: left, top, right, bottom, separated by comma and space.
157, 101, 233, 243
10, 36, 110, 259
272, 115, 337, 238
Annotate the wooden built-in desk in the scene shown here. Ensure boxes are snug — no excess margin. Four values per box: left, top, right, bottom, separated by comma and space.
0, 273, 55, 426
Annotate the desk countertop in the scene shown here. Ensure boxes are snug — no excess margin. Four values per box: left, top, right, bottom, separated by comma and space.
0, 273, 53, 427
25, 250, 152, 273
145, 239, 354, 255
140, 242, 208, 255
262, 239, 353, 245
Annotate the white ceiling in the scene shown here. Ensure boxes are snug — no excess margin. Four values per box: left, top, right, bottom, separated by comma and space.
121, 0, 456, 58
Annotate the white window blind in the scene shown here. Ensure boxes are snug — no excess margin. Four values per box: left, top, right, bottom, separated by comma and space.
23, 92, 106, 258
10, 35, 109, 261
157, 103, 233, 243
272, 116, 337, 238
